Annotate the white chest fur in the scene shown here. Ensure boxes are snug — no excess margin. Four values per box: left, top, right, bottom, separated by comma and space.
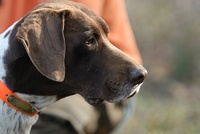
0, 103, 39, 134
0, 94, 57, 134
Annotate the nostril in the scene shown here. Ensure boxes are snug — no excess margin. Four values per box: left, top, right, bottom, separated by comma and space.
129, 68, 147, 85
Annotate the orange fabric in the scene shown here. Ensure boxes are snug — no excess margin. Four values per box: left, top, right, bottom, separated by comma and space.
0, 81, 38, 116
0, 0, 45, 32
0, 0, 142, 63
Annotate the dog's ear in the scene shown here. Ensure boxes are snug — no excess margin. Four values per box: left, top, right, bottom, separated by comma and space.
16, 8, 70, 82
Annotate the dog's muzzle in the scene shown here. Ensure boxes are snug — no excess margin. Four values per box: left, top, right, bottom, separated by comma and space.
85, 68, 147, 105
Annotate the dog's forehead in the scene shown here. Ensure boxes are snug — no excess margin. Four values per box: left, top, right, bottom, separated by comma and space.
72, 5, 109, 35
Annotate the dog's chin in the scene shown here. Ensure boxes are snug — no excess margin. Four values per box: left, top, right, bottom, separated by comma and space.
84, 84, 142, 106
106, 83, 143, 103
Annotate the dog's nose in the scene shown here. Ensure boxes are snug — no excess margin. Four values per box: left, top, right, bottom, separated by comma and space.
128, 68, 147, 85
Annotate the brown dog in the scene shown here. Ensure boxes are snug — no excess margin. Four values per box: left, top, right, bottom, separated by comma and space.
0, 0, 147, 133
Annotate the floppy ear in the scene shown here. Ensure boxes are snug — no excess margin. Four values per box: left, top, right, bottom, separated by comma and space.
17, 9, 70, 82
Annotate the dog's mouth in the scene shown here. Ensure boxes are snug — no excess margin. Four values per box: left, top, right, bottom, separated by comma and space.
85, 98, 104, 105
127, 83, 142, 99
84, 84, 142, 106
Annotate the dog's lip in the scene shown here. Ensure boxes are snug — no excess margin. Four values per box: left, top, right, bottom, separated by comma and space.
127, 83, 142, 99
84, 84, 142, 105
85, 98, 104, 106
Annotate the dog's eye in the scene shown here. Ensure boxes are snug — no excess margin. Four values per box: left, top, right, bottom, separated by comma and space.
85, 38, 96, 47
83, 31, 98, 50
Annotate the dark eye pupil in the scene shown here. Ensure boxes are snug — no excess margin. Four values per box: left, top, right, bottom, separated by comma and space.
85, 39, 94, 45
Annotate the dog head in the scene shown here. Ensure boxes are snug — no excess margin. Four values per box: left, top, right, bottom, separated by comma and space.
13, 0, 147, 105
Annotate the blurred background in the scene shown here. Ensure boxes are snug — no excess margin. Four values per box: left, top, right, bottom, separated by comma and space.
122, 0, 200, 133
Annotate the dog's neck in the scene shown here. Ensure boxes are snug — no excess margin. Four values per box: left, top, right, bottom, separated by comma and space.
0, 93, 57, 134
0, 101, 38, 134
0, 23, 57, 134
